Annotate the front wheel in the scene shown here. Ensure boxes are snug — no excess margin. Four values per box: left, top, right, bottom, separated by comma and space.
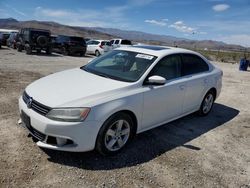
96, 113, 134, 155
198, 91, 215, 116
46, 47, 52, 55
25, 44, 32, 55
62, 47, 68, 56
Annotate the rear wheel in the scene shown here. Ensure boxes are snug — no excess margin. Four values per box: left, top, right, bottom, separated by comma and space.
198, 90, 215, 116
79, 52, 85, 57
96, 113, 134, 155
95, 50, 100, 57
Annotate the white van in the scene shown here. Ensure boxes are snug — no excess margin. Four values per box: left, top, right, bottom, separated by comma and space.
110, 39, 132, 49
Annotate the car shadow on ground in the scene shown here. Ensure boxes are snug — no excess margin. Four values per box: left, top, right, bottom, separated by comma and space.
28, 52, 63, 57
43, 103, 239, 170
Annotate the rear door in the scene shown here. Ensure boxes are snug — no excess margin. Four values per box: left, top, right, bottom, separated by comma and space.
180, 53, 210, 114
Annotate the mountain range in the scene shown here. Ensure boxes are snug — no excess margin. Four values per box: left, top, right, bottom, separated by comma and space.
0, 18, 247, 51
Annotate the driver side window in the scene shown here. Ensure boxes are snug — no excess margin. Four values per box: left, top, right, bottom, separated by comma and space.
149, 54, 182, 80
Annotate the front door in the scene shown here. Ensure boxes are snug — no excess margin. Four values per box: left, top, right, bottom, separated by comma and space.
142, 54, 186, 130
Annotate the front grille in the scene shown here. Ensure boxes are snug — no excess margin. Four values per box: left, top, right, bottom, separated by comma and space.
23, 91, 51, 116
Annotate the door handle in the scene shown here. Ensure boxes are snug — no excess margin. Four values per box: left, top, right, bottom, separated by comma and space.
179, 85, 185, 90
204, 79, 208, 84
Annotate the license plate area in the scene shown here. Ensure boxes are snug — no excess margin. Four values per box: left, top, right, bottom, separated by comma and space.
21, 110, 31, 129
20, 110, 46, 141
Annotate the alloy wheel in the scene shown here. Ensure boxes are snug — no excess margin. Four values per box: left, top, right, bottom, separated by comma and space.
104, 119, 130, 151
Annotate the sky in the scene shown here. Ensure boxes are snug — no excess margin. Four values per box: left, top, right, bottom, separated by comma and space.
0, 0, 250, 47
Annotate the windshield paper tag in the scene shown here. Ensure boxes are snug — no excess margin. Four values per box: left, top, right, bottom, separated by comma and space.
136, 54, 154, 60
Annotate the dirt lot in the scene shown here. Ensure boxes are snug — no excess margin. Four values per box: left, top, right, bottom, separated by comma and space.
0, 47, 249, 188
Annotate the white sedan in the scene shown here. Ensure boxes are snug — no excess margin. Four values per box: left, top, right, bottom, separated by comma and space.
19, 45, 222, 155
86, 40, 112, 56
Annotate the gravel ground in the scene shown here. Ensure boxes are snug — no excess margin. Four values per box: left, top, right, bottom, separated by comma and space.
0, 47, 249, 188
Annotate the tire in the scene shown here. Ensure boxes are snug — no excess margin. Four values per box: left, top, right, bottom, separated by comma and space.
96, 113, 134, 156
17, 45, 22, 52
37, 36, 48, 47
62, 47, 68, 56
25, 44, 32, 55
79, 52, 85, 57
95, 50, 100, 57
198, 90, 215, 116
46, 47, 52, 55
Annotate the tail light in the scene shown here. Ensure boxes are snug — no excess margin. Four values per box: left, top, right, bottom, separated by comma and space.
99, 45, 103, 49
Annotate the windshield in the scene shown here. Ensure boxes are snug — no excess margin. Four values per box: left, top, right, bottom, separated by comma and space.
81, 50, 157, 82
31, 31, 50, 36
70, 37, 84, 43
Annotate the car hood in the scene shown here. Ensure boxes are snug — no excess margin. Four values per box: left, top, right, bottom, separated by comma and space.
26, 68, 131, 107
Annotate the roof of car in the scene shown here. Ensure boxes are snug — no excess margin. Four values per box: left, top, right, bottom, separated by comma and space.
117, 45, 197, 57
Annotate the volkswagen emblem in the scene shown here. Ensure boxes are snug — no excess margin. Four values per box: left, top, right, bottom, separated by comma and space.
27, 97, 33, 108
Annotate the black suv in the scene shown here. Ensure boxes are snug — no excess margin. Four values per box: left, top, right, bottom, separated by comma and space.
0, 33, 11, 48
17, 28, 52, 54
52, 35, 86, 56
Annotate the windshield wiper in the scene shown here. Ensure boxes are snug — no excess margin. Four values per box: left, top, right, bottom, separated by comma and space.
94, 72, 111, 79
81, 67, 111, 79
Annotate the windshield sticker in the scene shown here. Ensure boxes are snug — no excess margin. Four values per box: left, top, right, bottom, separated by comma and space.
136, 54, 154, 60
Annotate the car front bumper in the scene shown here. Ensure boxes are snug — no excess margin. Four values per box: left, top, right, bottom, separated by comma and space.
18, 97, 101, 152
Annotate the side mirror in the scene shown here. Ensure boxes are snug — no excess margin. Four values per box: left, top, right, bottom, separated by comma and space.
147, 75, 166, 85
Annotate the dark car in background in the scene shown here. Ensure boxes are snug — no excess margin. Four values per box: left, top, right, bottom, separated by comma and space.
7, 32, 19, 49
17, 28, 52, 54
0, 33, 11, 48
52, 35, 86, 56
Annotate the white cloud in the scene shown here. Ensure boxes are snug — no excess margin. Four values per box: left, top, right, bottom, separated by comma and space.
212, 4, 230, 12
216, 34, 250, 47
35, 7, 69, 17
169, 21, 207, 35
145, 19, 168, 26
169, 21, 196, 34
34, 6, 130, 28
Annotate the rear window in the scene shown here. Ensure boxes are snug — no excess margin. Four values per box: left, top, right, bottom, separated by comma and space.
121, 40, 131, 45
70, 37, 86, 44
3, 34, 10, 39
181, 54, 209, 76
101, 41, 111, 46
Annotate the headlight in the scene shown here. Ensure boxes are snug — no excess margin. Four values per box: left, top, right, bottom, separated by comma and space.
46, 108, 90, 122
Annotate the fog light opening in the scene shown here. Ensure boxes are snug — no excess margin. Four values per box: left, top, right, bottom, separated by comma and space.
56, 138, 67, 146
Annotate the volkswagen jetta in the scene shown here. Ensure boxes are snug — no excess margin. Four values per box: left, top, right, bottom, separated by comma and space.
19, 45, 222, 155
